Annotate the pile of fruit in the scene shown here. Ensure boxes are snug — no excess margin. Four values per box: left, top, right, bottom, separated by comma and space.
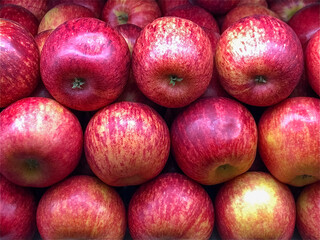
0, 0, 319, 239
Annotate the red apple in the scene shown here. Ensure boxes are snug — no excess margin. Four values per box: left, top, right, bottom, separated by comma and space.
258, 97, 320, 187
269, 0, 318, 22
221, 4, 279, 32
215, 171, 296, 240
34, 29, 53, 53
288, 3, 320, 47
101, 0, 162, 29
296, 182, 320, 240
0, 0, 48, 20
114, 23, 142, 54
192, 0, 240, 15
37, 3, 95, 34
0, 97, 83, 188
0, 4, 39, 36
36, 175, 126, 240
84, 101, 170, 186
171, 97, 257, 185
305, 29, 320, 96
132, 16, 213, 108
40, 17, 130, 111
0, 18, 39, 108
128, 172, 214, 240
157, 0, 191, 15
0, 174, 37, 240
289, 69, 318, 97
165, 4, 220, 33
215, 15, 304, 107
237, 0, 268, 7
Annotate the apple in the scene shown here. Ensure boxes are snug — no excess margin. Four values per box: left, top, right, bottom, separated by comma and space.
305, 29, 320, 96
34, 29, 53, 53
47, 0, 105, 18
0, 18, 40, 108
114, 23, 142, 54
296, 182, 320, 240
0, 0, 48, 20
37, 3, 95, 34
269, 0, 318, 22
128, 172, 214, 240
165, 4, 220, 33
192, 0, 240, 15
0, 174, 37, 240
171, 97, 257, 185
0, 97, 83, 188
258, 97, 320, 187
0, 4, 39, 36
36, 175, 126, 240
215, 15, 304, 107
101, 0, 162, 29
132, 16, 213, 108
288, 3, 320, 47
215, 171, 296, 240
40, 17, 131, 111
221, 4, 279, 32
84, 101, 170, 186
237, 0, 268, 7
157, 0, 191, 15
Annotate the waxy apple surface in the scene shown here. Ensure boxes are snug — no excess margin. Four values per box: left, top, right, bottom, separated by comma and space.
132, 16, 213, 108
128, 173, 214, 240
258, 97, 320, 187
215, 171, 296, 240
84, 101, 170, 186
40, 17, 131, 111
216, 15, 304, 106
193, 0, 240, 14
37, 175, 126, 240
171, 97, 257, 185
0, 18, 39, 108
0, 97, 83, 187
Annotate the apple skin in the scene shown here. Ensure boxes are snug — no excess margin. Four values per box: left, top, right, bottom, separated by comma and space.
0, 4, 39, 36
305, 29, 320, 96
84, 101, 170, 187
101, 0, 162, 29
216, 15, 304, 107
37, 3, 95, 34
165, 4, 220, 33
215, 171, 296, 240
34, 29, 53, 53
128, 172, 214, 240
36, 175, 126, 240
0, 175, 37, 240
171, 97, 257, 185
132, 16, 213, 108
270, 0, 318, 22
0, 18, 40, 108
114, 23, 142, 54
40, 17, 131, 111
0, 0, 48, 20
157, 0, 191, 15
0, 97, 83, 188
258, 97, 320, 187
296, 182, 320, 240
237, 0, 268, 7
221, 4, 280, 32
288, 3, 320, 47
192, 0, 240, 15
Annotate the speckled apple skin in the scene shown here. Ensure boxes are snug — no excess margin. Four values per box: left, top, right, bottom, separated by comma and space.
128, 173, 214, 240
258, 97, 320, 187
215, 171, 296, 240
0, 19, 39, 108
40, 17, 130, 111
36, 175, 126, 240
216, 15, 304, 106
0, 0, 47, 20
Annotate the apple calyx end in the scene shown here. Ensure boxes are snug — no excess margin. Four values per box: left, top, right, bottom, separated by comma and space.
117, 12, 129, 25
72, 77, 85, 89
255, 75, 267, 84
25, 159, 39, 171
169, 75, 183, 86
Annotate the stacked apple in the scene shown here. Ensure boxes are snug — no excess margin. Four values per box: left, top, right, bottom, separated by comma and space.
0, 0, 319, 239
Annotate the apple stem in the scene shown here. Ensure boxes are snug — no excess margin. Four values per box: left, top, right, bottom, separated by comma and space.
255, 75, 267, 84
169, 75, 183, 86
72, 77, 85, 89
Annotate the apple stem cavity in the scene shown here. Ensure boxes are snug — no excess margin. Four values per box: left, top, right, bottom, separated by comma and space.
25, 159, 39, 171
117, 13, 129, 24
255, 75, 267, 84
72, 77, 85, 89
169, 75, 183, 86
